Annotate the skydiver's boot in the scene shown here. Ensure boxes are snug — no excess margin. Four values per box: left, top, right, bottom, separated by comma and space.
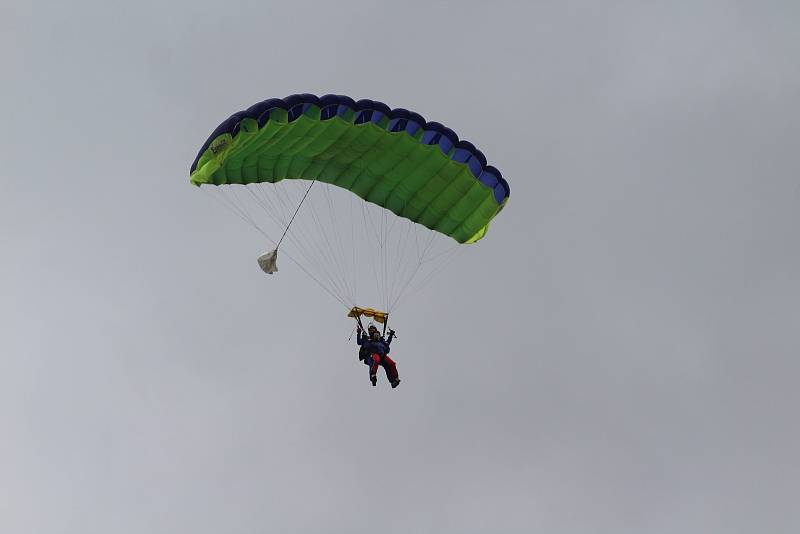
391, 378, 401, 388
370, 375, 377, 387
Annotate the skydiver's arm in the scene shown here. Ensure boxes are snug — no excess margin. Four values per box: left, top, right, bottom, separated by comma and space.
386, 330, 395, 345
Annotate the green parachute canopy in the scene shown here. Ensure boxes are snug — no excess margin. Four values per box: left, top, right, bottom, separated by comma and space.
190, 94, 509, 244
190, 94, 510, 314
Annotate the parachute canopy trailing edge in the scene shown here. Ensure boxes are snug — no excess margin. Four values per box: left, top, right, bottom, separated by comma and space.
189, 94, 510, 244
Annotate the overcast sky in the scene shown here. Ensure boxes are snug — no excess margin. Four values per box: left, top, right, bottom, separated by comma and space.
2, 1, 799, 533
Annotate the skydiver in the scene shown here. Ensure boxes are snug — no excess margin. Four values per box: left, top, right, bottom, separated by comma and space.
356, 324, 400, 388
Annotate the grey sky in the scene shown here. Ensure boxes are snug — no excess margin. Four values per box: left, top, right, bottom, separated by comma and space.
2, 1, 799, 533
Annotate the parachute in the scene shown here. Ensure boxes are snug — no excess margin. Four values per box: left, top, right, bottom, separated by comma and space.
190, 94, 509, 321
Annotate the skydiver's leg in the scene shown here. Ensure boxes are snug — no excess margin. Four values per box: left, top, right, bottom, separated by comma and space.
382, 355, 399, 382
363, 356, 375, 385
382, 362, 392, 382
369, 354, 381, 385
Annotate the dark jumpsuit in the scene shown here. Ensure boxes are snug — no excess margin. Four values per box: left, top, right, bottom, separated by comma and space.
357, 332, 398, 383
